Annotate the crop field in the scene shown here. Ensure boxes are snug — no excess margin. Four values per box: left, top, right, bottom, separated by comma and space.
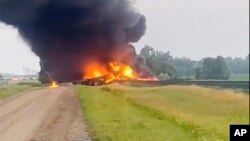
228, 74, 249, 81
78, 84, 249, 141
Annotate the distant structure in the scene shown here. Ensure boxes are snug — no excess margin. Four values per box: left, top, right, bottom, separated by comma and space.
22, 66, 39, 75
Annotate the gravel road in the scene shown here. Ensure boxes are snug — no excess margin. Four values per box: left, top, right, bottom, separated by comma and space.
0, 86, 91, 141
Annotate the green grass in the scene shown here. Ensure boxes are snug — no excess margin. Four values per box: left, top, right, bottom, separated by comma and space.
229, 74, 249, 81
0, 85, 41, 100
78, 84, 249, 141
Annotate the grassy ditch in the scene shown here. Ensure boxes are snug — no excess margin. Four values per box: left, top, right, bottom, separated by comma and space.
0, 83, 42, 100
78, 85, 249, 141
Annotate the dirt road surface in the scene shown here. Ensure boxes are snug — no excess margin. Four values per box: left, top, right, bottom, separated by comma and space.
0, 86, 91, 141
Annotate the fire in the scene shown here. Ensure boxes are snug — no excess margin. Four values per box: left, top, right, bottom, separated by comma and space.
49, 81, 59, 88
83, 61, 140, 84
109, 62, 136, 79
92, 70, 103, 78
84, 63, 108, 79
121, 66, 135, 79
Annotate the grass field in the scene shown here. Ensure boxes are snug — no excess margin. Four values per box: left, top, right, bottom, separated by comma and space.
78, 84, 249, 141
228, 74, 249, 81
0, 83, 41, 100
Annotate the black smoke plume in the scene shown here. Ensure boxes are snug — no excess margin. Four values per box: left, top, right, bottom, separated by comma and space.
0, 0, 146, 82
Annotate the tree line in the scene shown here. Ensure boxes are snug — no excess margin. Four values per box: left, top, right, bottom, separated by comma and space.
139, 45, 249, 80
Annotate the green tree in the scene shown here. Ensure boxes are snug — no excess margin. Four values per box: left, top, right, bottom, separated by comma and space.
225, 55, 249, 74
170, 57, 197, 78
139, 45, 154, 58
197, 56, 231, 80
195, 68, 202, 80
214, 56, 231, 79
139, 45, 177, 78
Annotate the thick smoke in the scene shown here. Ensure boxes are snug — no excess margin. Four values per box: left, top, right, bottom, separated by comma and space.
0, 0, 146, 82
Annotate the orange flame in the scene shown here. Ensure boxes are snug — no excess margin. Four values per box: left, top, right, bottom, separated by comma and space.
49, 81, 59, 88
83, 61, 157, 84
84, 63, 108, 79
